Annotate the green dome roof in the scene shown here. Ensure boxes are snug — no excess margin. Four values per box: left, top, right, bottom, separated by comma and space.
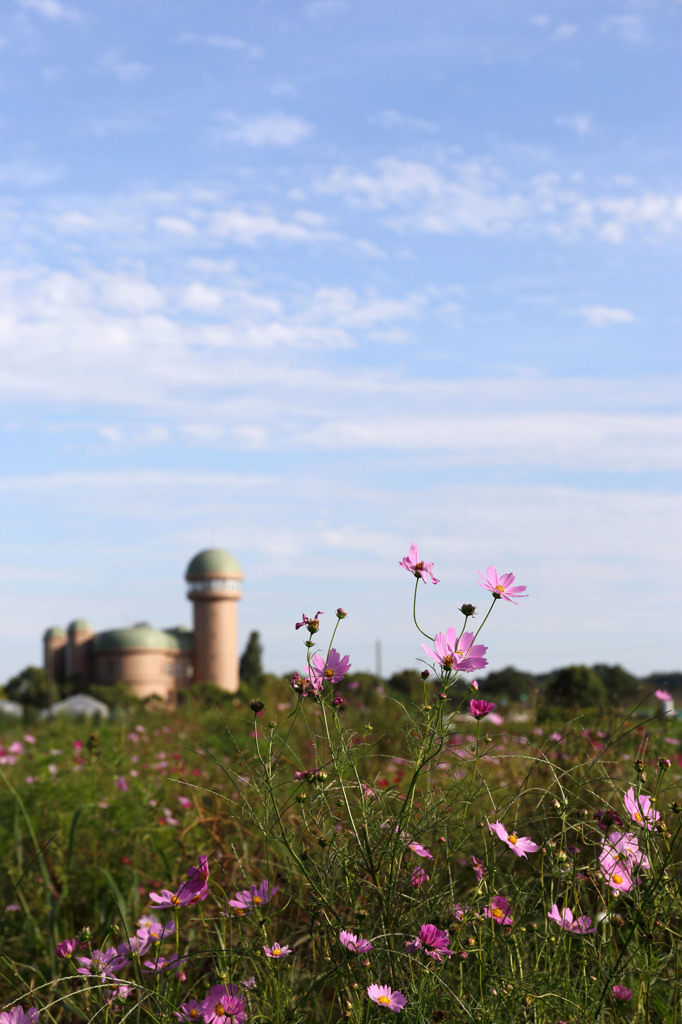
44, 626, 66, 639
93, 627, 180, 653
186, 548, 242, 579
68, 619, 92, 633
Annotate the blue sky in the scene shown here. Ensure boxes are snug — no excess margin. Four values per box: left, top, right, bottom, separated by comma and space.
0, 0, 680, 684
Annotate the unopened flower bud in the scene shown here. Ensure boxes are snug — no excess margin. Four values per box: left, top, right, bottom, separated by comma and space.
420, 669, 430, 680
459, 603, 476, 617
249, 698, 265, 713
634, 759, 645, 773
658, 757, 671, 771
437, 692, 447, 701
671, 801, 682, 814
336, 607, 347, 619
333, 696, 344, 708
305, 640, 315, 648
468, 680, 479, 692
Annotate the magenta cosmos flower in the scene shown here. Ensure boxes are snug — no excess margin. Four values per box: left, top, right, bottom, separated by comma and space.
202, 985, 246, 1024
547, 904, 595, 934
485, 895, 513, 925
469, 699, 496, 720
310, 648, 351, 685
0, 1009, 39, 1024
421, 628, 488, 673
229, 879, 279, 916
76, 947, 128, 978
399, 543, 440, 584
405, 923, 452, 962
175, 1001, 202, 1022
612, 985, 632, 1002
263, 942, 291, 958
295, 611, 323, 633
407, 840, 433, 859
367, 985, 407, 1013
624, 786, 660, 830
489, 821, 539, 858
339, 930, 373, 953
478, 566, 527, 604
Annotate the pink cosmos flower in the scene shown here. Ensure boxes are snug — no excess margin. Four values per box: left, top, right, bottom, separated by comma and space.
410, 867, 429, 887
0, 1008, 39, 1024
407, 840, 433, 859
367, 985, 407, 1013
612, 985, 632, 1002
118, 935, 151, 958
547, 904, 595, 934
470, 855, 486, 881
604, 831, 650, 871
489, 821, 539, 858
310, 648, 351, 686
202, 985, 247, 1024
399, 543, 440, 584
138, 916, 176, 944
339, 930, 373, 953
175, 1001, 202, 1022
56, 937, 78, 958
76, 947, 128, 978
229, 879, 279, 915
405, 923, 451, 962
264, 942, 291, 958
654, 688, 672, 701
624, 787, 660, 830
142, 953, 186, 978
599, 845, 635, 893
469, 699, 496, 720
421, 628, 488, 673
477, 566, 527, 604
484, 895, 513, 925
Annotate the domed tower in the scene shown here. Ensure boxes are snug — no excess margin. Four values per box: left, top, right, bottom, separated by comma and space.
185, 549, 243, 693
44, 626, 67, 685
66, 619, 94, 681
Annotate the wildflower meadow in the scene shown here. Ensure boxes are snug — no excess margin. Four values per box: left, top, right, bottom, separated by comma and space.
1, 547, 680, 1023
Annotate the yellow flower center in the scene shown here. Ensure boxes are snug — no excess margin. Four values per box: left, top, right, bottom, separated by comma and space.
215, 1008, 225, 1018
378, 996, 391, 1005
252, 896, 262, 904
442, 655, 454, 668
190, 1013, 199, 1019
613, 873, 623, 885
232, 907, 244, 917
171, 894, 181, 905
493, 908, 504, 919
272, 948, 283, 956
494, 584, 505, 593
324, 668, 333, 678
415, 562, 424, 571
634, 812, 643, 822
508, 834, 518, 845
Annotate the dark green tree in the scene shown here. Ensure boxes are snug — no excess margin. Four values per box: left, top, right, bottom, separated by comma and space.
480, 666, 533, 702
240, 631, 265, 689
545, 664, 607, 709
592, 664, 642, 707
4, 665, 57, 707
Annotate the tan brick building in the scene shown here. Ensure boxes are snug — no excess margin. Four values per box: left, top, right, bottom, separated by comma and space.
43, 549, 243, 702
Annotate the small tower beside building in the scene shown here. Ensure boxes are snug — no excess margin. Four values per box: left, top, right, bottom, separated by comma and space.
44, 626, 67, 684
66, 619, 94, 680
186, 549, 243, 693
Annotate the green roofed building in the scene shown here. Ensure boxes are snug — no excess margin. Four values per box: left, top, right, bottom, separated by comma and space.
43, 549, 243, 702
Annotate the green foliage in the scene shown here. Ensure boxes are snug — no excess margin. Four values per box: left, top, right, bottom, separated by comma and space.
239, 630, 265, 689
480, 665, 534, 701
592, 662, 643, 706
544, 664, 608, 708
4, 665, 57, 708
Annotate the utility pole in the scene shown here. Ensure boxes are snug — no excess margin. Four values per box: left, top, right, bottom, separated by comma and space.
375, 640, 382, 680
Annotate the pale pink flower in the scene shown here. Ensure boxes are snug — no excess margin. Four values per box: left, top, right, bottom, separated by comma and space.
407, 840, 433, 859
310, 648, 351, 685
115, 776, 128, 792
0, 1008, 39, 1024
624, 786, 660, 830
367, 984, 407, 1012
489, 821, 539, 858
264, 942, 291, 958
421, 628, 488, 673
484, 895, 513, 925
469, 855, 486, 880
229, 878, 279, 915
23, 734, 36, 745
547, 904, 595, 934
202, 984, 246, 1024
339, 930, 373, 953
178, 796, 192, 809
399, 543, 440, 584
477, 566, 527, 604
410, 867, 429, 887
76, 947, 128, 978
175, 1000, 202, 1022
654, 688, 672, 701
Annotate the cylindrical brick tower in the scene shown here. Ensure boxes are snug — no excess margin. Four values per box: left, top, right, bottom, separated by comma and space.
185, 549, 243, 693
66, 619, 94, 681
44, 626, 67, 684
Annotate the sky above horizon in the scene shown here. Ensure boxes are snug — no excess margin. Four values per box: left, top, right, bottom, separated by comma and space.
0, 0, 680, 685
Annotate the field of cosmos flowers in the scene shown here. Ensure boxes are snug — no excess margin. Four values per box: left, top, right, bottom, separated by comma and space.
1, 548, 680, 1023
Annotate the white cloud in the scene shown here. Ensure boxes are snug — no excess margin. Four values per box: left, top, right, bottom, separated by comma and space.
0, 159, 62, 188
155, 216, 197, 237
551, 23, 578, 41
177, 33, 263, 59
305, 0, 348, 18
371, 110, 437, 134
208, 209, 326, 244
529, 14, 549, 28
579, 305, 636, 327
555, 113, 593, 137
601, 15, 646, 43
16, 0, 82, 23
215, 112, 313, 146
99, 52, 150, 83
180, 283, 223, 313
83, 116, 146, 138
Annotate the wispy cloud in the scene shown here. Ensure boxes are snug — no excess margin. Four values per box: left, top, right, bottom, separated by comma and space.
601, 15, 646, 44
555, 113, 593, 137
177, 32, 263, 60
99, 51, 150, 83
16, 0, 82, 23
0, 159, 62, 188
214, 111, 313, 146
370, 110, 437, 134
551, 23, 578, 41
305, 0, 348, 18
579, 305, 635, 327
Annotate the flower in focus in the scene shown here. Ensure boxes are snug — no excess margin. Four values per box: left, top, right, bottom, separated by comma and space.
263, 942, 291, 958
405, 923, 452, 962
367, 985, 407, 1012
295, 611, 323, 633
488, 821, 539, 858
612, 985, 632, 1002
0, 1009, 39, 1024
477, 566, 527, 604
229, 879, 279, 915
484, 895, 513, 925
202, 984, 247, 1024
399, 543, 440, 584
407, 840, 433, 859
469, 699, 496, 720
624, 786, 660, 830
421, 628, 488, 673
547, 904, 595, 934
336, 607, 347, 619
56, 937, 78, 958
310, 648, 351, 686
340, 930, 374, 953
175, 1001, 202, 1022
410, 867, 429, 887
